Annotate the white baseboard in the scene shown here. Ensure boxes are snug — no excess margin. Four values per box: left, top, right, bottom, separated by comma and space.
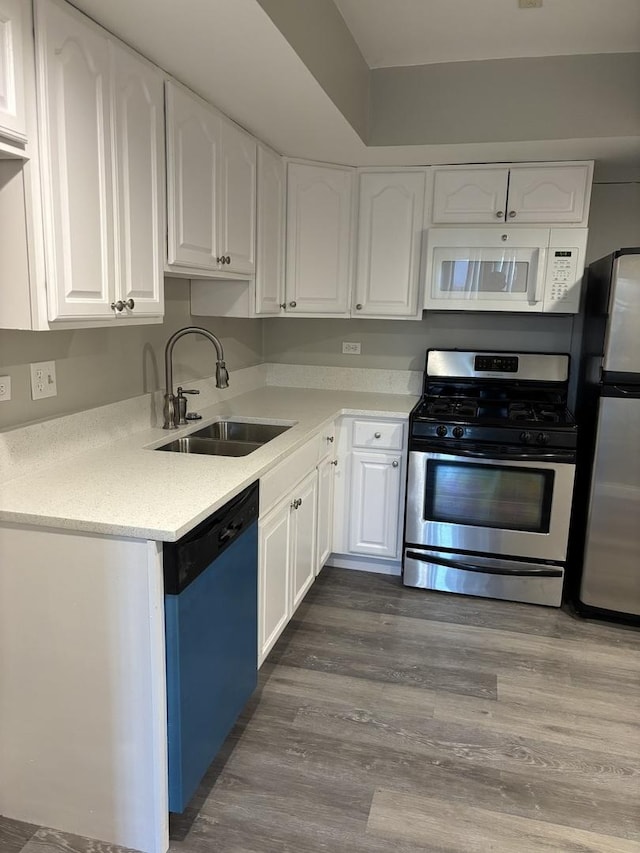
326, 553, 402, 577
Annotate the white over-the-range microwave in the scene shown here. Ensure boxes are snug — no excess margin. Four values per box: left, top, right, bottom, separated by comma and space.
424, 227, 588, 313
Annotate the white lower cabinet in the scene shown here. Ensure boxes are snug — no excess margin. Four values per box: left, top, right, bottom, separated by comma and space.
258, 466, 319, 665
316, 452, 336, 572
333, 416, 407, 567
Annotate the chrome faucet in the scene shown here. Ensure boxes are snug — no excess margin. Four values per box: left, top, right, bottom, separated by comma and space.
163, 327, 229, 429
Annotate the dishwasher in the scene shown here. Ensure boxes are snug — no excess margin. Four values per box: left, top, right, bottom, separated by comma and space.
163, 480, 259, 813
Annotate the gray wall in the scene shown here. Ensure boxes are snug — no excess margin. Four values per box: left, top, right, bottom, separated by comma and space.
257, 0, 369, 142
0, 279, 263, 430
369, 53, 640, 146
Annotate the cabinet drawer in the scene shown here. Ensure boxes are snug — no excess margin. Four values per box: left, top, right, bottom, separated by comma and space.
260, 432, 323, 515
351, 420, 405, 451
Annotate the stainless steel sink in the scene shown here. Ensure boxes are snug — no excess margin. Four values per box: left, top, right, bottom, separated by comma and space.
155, 420, 292, 457
190, 420, 291, 443
157, 437, 263, 457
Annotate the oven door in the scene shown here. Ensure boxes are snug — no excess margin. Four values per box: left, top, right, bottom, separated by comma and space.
405, 449, 575, 562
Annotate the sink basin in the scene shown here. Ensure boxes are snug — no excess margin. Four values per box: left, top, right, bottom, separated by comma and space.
190, 420, 292, 444
155, 420, 293, 457
157, 437, 263, 457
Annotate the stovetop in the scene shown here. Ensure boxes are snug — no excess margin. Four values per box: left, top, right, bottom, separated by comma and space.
410, 350, 577, 451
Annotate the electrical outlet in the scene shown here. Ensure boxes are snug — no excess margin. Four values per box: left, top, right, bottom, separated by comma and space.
342, 342, 361, 355
0, 376, 11, 402
30, 361, 57, 400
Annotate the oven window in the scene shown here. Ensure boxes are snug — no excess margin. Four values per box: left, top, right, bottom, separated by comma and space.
425, 461, 554, 533
440, 260, 529, 294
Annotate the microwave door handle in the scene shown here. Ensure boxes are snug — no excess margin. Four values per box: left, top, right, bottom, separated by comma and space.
528, 247, 546, 306
405, 551, 563, 578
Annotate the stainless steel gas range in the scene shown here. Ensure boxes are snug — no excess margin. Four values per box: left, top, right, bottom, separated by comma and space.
403, 350, 577, 607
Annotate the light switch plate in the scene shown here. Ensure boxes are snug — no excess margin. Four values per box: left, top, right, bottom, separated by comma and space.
0, 376, 11, 401
30, 361, 57, 400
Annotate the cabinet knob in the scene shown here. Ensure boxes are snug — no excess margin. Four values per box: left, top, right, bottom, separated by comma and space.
327, 436, 334, 443
392, 460, 399, 468
279, 302, 287, 309
124, 298, 135, 310
496, 210, 504, 218
508, 210, 517, 218
331, 459, 338, 467
226, 256, 231, 264
355, 303, 362, 310
216, 256, 227, 265
111, 300, 125, 312
374, 432, 382, 439
289, 301, 297, 308
291, 498, 302, 510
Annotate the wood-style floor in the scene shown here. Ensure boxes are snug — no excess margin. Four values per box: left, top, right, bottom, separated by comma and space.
3, 566, 640, 853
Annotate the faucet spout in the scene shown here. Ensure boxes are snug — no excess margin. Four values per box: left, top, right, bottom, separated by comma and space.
163, 327, 229, 429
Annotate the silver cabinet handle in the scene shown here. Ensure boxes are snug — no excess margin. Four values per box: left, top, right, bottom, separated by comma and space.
392, 460, 399, 468
291, 498, 303, 510
216, 256, 225, 265
331, 459, 338, 467
374, 432, 382, 439
496, 210, 504, 218
111, 300, 125, 312
279, 302, 286, 309
289, 301, 297, 308
508, 210, 517, 218
327, 436, 334, 443
355, 303, 362, 310
124, 298, 135, 310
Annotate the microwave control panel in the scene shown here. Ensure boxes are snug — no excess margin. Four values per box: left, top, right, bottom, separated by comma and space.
545, 248, 581, 311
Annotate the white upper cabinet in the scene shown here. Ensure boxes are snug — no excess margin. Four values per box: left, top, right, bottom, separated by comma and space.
165, 81, 256, 278
0, 0, 26, 144
353, 170, 426, 318
111, 41, 164, 316
432, 162, 592, 226
255, 143, 285, 315
285, 161, 354, 315
217, 117, 256, 276
34, 0, 164, 324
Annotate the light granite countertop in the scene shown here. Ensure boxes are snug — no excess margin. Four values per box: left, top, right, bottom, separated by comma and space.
0, 386, 417, 541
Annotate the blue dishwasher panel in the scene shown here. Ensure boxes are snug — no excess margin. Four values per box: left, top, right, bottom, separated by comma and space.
165, 519, 258, 812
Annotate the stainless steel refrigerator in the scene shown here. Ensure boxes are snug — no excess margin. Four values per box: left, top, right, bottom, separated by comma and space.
570, 248, 640, 624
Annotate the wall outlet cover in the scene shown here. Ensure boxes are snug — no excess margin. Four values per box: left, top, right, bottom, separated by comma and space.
342, 342, 361, 355
30, 361, 57, 400
0, 376, 11, 402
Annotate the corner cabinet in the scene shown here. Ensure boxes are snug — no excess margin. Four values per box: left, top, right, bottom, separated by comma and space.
0, 0, 26, 146
431, 162, 592, 226
353, 169, 426, 318
165, 80, 256, 279
34, 0, 164, 324
285, 161, 354, 316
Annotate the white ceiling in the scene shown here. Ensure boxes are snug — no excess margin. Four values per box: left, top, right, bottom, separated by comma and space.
69, 0, 640, 171
334, 0, 640, 67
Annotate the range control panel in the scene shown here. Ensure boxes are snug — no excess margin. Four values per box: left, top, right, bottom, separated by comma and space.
474, 355, 518, 373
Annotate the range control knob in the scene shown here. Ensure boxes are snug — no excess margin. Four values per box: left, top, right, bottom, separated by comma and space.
537, 432, 549, 446
520, 431, 533, 444
452, 426, 464, 439
436, 425, 447, 437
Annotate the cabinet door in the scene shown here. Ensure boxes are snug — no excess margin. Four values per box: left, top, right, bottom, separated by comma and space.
166, 81, 219, 270
258, 500, 291, 665
285, 162, 353, 315
506, 165, 590, 224
111, 43, 164, 317
35, 0, 114, 320
432, 168, 508, 224
354, 170, 425, 317
0, 0, 26, 143
218, 117, 256, 275
316, 455, 335, 573
348, 450, 402, 559
291, 470, 318, 612
255, 144, 285, 315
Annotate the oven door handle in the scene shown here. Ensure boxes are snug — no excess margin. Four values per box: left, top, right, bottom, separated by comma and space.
405, 551, 564, 578
414, 447, 574, 462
